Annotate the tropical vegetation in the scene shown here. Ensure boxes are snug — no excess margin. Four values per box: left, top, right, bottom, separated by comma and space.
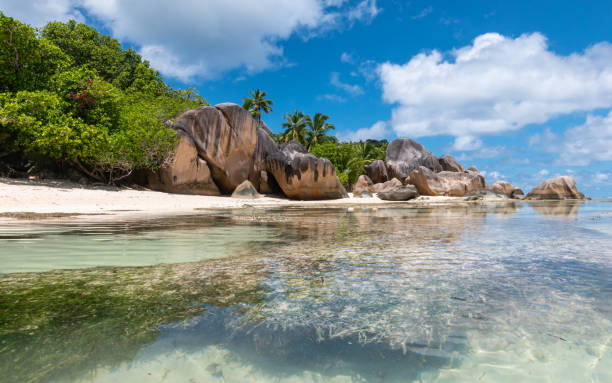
0, 14, 206, 183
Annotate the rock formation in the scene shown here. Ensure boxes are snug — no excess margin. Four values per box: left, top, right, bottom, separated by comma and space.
490, 180, 524, 199
266, 141, 348, 200
526, 176, 585, 200
364, 160, 388, 184
408, 166, 486, 196
147, 132, 220, 195
438, 154, 464, 172
378, 185, 418, 201
353, 175, 374, 195
231, 180, 260, 198
464, 189, 506, 201
150, 103, 346, 200
371, 178, 403, 193
386, 138, 441, 180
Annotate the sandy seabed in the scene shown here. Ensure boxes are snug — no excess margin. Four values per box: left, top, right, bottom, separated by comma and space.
0, 177, 463, 219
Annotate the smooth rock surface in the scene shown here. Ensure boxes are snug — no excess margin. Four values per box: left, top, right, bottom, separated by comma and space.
490, 180, 524, 199
526, 176, 585, 200
409, 166, 486, 196
438, 154, 465, 172
386, 138, 441, 180
371, 178, 403, 194
353, 175, 374, 195
148, 133, 220, 195
266, 141, 348, 200
231, 180, 260, 198
251, 124, 282, 194
171, 103, 257, 193
364, 160, 388, 184
377, 185, 419, 201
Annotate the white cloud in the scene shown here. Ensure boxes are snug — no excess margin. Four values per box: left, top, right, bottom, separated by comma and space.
482, 170, 502, 180
340, 52, 355, 64
593, 172, 610, 183
330, 72, 364, 95
451, 135, 482, 151
538, 169, 549, 176
412, 6, 433, 20
317, 93, 347, 103
3, 0, 380, 81
378, 32, 612, 138
558, 111, 612, 165
338, 120, 387, 141
0, 0, 84, 26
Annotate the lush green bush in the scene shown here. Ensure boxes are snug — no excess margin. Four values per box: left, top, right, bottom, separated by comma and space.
0, 13, 206, 183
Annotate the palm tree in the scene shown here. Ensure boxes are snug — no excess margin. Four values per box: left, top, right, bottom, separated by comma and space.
346, 141, 378, 188
242, 89, 273, 123
305, 112, 335, 150
281, 110, 308, 146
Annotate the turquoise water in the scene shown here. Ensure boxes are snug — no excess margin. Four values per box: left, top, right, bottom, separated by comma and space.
0, 202, 611, 382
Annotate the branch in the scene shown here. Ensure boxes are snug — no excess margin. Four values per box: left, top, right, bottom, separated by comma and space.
72, 159, 104, 182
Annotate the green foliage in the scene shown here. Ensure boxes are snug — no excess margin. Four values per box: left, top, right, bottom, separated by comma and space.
0, 13, 69, 92
311, 141, 386, 187
0, 14, 207, 183
242, 88, 273, 122
305, 112, 335, 150
281, 109, 309, 146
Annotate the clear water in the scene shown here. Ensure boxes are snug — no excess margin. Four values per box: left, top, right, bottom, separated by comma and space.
0, 201, 611, 383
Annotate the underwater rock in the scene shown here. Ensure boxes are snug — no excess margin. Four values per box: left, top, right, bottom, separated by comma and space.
526, 176, 585, 200
377, 185, 419, 201
409, 166, 486, 196
386, 138, 441, 180
147, 132, 220, 195
231, 180, 260, 198
364, 160, 388, 184
266, 141, 347, 200
438, 154, 464, 172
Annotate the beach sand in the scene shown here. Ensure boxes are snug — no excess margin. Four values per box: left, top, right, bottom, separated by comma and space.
0, 177, 464, 219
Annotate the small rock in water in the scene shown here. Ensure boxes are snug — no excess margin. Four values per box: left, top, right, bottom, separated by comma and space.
377, 185, 418, 201
231, 180, 260, 199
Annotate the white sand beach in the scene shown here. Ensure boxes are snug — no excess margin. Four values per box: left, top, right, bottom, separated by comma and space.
0, 177, 463, 218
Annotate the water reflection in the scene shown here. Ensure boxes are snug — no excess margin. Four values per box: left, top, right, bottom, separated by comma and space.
529, 200, 583, 216
0, 202, 611, 383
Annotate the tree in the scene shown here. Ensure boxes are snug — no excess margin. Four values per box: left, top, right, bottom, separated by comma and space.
305, 112, 335, 150
281, 110, 308, 146
242, 89, 273, 122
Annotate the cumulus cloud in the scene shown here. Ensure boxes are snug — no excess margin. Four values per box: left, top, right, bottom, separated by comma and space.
2, 0, 380, 81
451, 135, 482, 151
330, 72, 364, 95
340, 52, 355, 64
0, 0, 84, 26
338, 120, 388, 141
558, 111, 612, 165
317, 93, 347, 103
412, 6, 433, 20
378, 32, 612, 138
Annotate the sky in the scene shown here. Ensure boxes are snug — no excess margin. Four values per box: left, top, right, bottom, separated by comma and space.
1, 0, 612, 198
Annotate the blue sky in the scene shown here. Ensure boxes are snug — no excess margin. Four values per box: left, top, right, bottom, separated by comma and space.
2, 0, 612, 198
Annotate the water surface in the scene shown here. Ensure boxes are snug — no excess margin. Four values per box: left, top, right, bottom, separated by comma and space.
1, 201, 611, 383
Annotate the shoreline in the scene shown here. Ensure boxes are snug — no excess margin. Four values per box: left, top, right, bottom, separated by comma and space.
0, 177, 603, 221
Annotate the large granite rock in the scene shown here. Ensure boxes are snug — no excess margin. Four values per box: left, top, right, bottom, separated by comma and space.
526, 176, 585, 200
353, 174, 374, 195
251, 123, 282, 194
171, 103, 257, 193
147, 133, 220, 195
438, 154, 464, 172
386, 138, 441, 180
266, 141, 348, 200
408, 166, 486, 196
364, 160, 388, 184
378, 185, 418, 201
371, 178, 403, 193
490, 180, 524, 199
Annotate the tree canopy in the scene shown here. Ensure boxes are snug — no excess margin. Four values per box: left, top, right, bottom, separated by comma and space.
0, 13, 207, 183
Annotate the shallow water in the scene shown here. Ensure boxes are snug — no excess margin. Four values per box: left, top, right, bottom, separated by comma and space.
0, 201, 611, 383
